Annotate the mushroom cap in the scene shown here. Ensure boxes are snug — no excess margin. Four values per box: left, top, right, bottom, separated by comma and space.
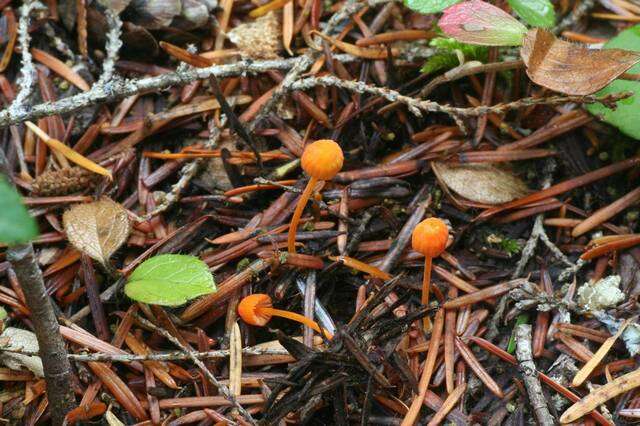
412, 217, 449, 258
238, 293, 273, 326
301, 139, 344, 180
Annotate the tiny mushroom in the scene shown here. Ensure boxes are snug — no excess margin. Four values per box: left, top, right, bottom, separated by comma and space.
238, 293, 333, 339
287, 139, 344, 254
411, 217, 449, 330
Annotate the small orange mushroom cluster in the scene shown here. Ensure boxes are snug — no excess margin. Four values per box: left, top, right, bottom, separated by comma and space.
411, 217, 449, 330
287, 139, 344, 254
238, 293, 333, 339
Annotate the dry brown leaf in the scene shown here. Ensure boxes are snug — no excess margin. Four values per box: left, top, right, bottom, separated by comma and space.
521, 28, 640, 96
432, 162, 530, 205
63, 197, 131, 265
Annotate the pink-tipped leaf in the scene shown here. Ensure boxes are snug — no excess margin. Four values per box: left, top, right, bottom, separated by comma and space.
439, 0, 527, 46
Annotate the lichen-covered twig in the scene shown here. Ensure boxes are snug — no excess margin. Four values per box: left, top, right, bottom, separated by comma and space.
515, 324, 555, 426
290, 75, 632, 119
513, 160, 574, 278
1, 346, 290, 362
97, 8, 123, 86
134, 314, 256, 425
144, 117, 226, 219
9, 1, 43, 118
246, 0, 367, 131
0, 50, 434, 129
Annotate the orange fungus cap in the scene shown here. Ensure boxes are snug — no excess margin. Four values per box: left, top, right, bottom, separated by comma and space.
301, 139, 344, 180
412, 217, 449, 258
238, 293, 273, 326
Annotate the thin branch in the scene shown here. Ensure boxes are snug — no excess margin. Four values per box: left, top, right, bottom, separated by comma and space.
0, 49, 435, 129
143, 117, 226, 219
0, 346, 290, 362
290, 75, 632, 118
9, 1, 43, 117
245, 0, 367, 131
512, 160, 574, 278
133, 314, 256, 425
97, 8, 123, 86
515, 324, 555, 426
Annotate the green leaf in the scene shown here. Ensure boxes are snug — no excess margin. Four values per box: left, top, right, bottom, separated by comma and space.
125, 254, 216, 306
507, 0, 555, 28
586, 25, 640, 139
507, 314, 529, 354
0, 177, 38, 245
404, 0, 461, 14
422, 37, 488, 75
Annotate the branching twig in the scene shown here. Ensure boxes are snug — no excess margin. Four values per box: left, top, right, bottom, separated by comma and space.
133, 314, 256, 425
513, 160, 574, 278
515, 324, 555, 426
1, 346, 290, 362
246, 0, 366, 131
290, 75, 632, 119
144, 117, 226, 219
97, 9, 123, 86
9, 1, 43, 117
0, 49, 436, 129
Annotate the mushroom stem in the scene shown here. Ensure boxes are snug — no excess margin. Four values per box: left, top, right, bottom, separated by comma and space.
265, 307, 333, 339
422, 256, 433, 331
287, 176, 319, 253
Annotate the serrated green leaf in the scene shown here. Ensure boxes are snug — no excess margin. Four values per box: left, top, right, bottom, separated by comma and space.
404, 0, 461, 14
422, 37, 488, 74
0, 177, 38, 245
586, 25, 640, 139
422, 52, 459, 75
508, 0, 555, 28
125, 254, 216, 306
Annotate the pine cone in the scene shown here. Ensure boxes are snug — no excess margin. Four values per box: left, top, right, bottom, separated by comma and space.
31, 167, 101, 196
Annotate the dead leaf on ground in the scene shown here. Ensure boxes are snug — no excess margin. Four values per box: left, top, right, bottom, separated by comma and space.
521, 28, 640, 96
0, 327, 43, 377
63, 197, 131, 266
432, 162, 530, 205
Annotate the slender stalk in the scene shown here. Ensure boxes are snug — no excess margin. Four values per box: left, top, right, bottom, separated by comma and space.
267, 307, 333, 338
0, 144, 76, 424
7, 244, 77, 425
422, 256, 432, 331
287, 176, 318, 253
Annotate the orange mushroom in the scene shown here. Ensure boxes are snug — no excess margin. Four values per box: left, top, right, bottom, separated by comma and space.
412, 217, 449, 330
287, 139, 344, 254
238, 293, 333, 339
